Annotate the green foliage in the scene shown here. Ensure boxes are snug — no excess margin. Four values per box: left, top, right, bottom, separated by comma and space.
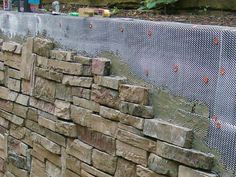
139, 0, 178, 10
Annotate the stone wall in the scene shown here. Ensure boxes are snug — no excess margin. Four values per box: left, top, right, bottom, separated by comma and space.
0, 37, 218, 177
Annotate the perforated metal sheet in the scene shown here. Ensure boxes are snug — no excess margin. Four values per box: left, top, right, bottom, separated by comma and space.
0, 11, 235, 175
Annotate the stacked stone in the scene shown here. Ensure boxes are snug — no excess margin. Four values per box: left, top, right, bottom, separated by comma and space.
0, 37, 218, 177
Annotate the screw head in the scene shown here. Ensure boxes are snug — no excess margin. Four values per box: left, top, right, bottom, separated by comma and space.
220, 67, 225, 76
173, 64, 179, 72
203, 76, 209, 84
213, 37, 219, 45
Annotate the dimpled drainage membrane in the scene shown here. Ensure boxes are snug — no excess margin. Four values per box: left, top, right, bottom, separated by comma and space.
0, 11, 236, 174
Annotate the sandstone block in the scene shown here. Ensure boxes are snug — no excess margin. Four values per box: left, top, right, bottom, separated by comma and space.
27, 107, 38, 122
8, 91, 18, 102
92, 58, 111, 76
7, 68, 21, 80
54, 99, 71, 120
120, 101, 154, 118
120, 84, 149, 105
65, 169, 80, 177
45, 161, 61, 177
0, 71, 4, 85
71, 105, 92, 126
148, 153, 178, 177
156, 140, 215, 170
2, 42, 22, 54
25, 119, 46, 136
114, 158, 136, 177
116, 140, 148, 166
81, 163, 112, 177
116, 129, 156, 153
21, 79, 31, 95
74, 55, 92, 65
178, 166, 218, 177
7, 78, 20, 92
16, 94, 29, 106
55, 83, 72, 102
0, 158, 5, 173
0, 62, 4, 70
50, 49, 75, 61
77, 125, 116, 155
0, 86, 9, 100
71, 86, 91, 100
33, 77, 56, 103
81, 170, 95, 177
29, 97, 55, 113
0, 116, 9, 129
62, 75, 93, 88
7, 163, 28, 177
66, 155, 81, 175
144, 119, 193, 148
66, 139, 92, 164
0, 98, 13, 113
55, 120, 77, 137
30, 157, 47, 177
8, 153, 28, 170
73, 96, 100, 113
38, 116, 56, 131
45, 129, 66, 147
92, 149, 117, 175
33, 38, 54, 57
3, 53, 21, 70
9, 124, 26, 140
20, 37, 34, 80
136, 165, 166, 177
35, 67, 63, 82
94, 76, 127, 90
13, 103, 28, 118
8, 115, 24, 126
0, 134, 7, 159
8, 136, 28, 156
91, 84, 120, 109
100, 106, 144, 130
32, 133, 61, 154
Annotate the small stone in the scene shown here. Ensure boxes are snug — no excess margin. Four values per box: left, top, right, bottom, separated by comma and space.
33, 37, 54, 57
116, 140, 148, 167
81, 163, 112, 177
38, 116, 56, 131
148, 153, 178, 177
143, 119, 193, 148
46, 161, 61, 177
13, 103, 28, 118
2, 42, 21, 54
136, 165, 166, 177
32, 132, 61, 154
27, 107, 38, 122
73, 96, 100, 113
116, 129, 156, 153
156, 140, 214, 170
120, 101, 154, 119
94, 76, 126, 90
54, 99, 71, 120
50, 49, 75, 61
7, 78, 21, 92
45, 129, 66, 147
71, 87, 91, 100
55, 83, 72, 102
35, 67, 63, 82
7, 68, 21, 80
100, 106, 144, 130
62, 75, 93, 88
71, 105, 92, 126
178, 165, 218, 177
73, 55, 92, 65
91, 84, 120, 109
120, 84, 149, 105
15, 94, 29, 106
66, 139, 92, 164
81, 170, 95, 177
0, 86, 9, 100
77, 125, 116, 155
92, 58, 111, 76
33, 77, 56, 103
29, 97, 55, 113
66, 155, 81, 175
114, 158, 136, 177
65, 169, 80, 177
92, 149, 117, 175
30, 157, 47, 177
3, 52, 22, 70
55, 120, 77, 137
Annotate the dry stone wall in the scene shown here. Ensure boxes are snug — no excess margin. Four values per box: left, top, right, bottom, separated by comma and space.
0, 37, 218, 177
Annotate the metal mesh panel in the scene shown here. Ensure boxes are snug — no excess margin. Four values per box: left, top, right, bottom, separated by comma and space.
0, 12, 235, 175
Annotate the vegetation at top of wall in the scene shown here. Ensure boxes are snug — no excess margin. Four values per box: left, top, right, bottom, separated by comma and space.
139, 0, 178, 10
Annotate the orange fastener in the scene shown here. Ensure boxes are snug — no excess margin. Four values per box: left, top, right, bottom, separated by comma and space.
173, 64, 179, 72
220, 67, 225, 76
213, 37, 219, 45
211, 115, 217, 122
148, 30, 152, 37
203, 76, 209, 84
216, 122, 221, 129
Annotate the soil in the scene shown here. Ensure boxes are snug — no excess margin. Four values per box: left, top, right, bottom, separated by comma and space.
113, 9, 236, 27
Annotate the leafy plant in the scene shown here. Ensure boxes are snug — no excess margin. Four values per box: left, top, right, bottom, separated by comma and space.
139, 0, 178, 10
